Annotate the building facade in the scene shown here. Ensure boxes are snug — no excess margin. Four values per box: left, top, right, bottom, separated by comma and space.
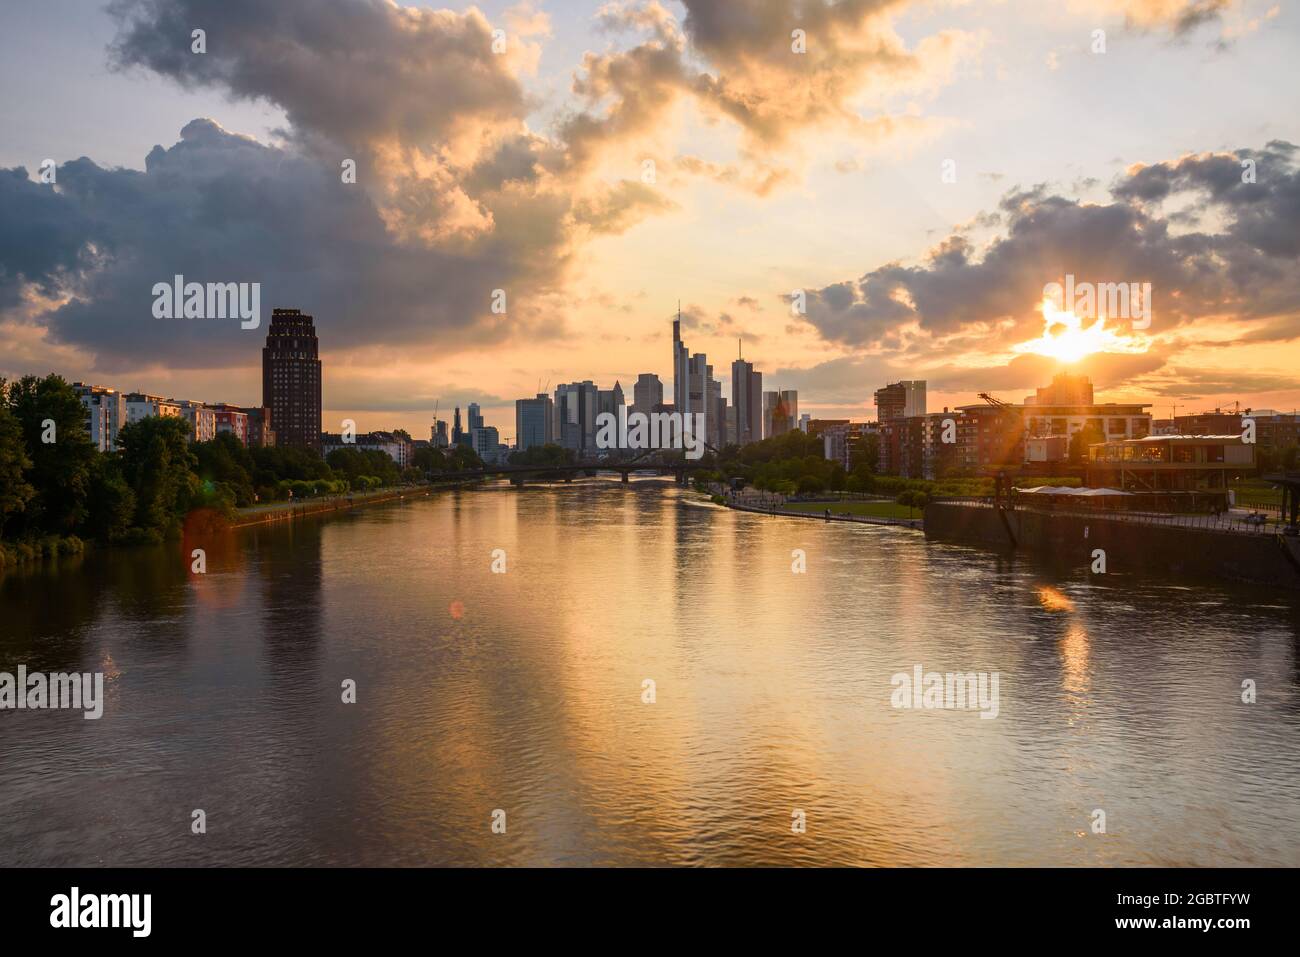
874, 380, 926, 422
515, 394, 554, 451
262, 308, 322, 452
1087, 435, 1253, 496
320, 430, 412, 467
125, 392, 182, 426
632, 373, 663, 414
73, 383, 127, 452
730, 359, 763, 445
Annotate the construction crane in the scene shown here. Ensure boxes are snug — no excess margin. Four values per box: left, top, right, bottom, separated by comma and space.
978, 392, 1009, 408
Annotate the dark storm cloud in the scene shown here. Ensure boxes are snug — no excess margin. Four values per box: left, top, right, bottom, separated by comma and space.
799, 143, 1300, 351
4, 119, 550, 371
0, 168, 93, 311
107, 0, 525, 152
1, 0, 691, 370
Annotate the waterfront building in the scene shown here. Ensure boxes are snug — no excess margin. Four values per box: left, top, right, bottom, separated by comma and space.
1174, 410, 1242, 436
515, 393, 554, 451
822, 421, 878, 471
806, 418, 851, 438
211, 404, 249, 445
1087, 434, 1254, 499
174, 399, 217, 443
880, 415, 925, 477
1022, 374, 1150, 464
320, 429, 412, 467
125, 392, 182, 426
874, 380, 926, 421
954, 403, 1025, 472
73, 383, 127, 452
1249, 411, 1300, 449
922, 410, 961, 479
261, 308, 322, 452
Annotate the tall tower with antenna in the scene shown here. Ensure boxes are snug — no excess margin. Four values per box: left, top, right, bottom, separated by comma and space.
672, 303, 689, 415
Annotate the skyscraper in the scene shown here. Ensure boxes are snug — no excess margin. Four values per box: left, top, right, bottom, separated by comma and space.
672, 310, 689, 414
730, 358, 763, 444
467, 402, 484, 432
261, 308, 322, 452
452, 406, 465, 446
632, 373, 663, 413
688, 353, 721, 448
515, 393, 554, 451
553, 380, 598, 456
597, 381, 625, 421
771, 390, 798, 436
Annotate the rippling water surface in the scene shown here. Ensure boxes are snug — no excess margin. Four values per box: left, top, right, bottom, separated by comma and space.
2, 479, 1299, 866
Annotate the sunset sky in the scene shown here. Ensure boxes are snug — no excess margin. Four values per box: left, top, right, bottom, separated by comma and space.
2, 0, 1299, 440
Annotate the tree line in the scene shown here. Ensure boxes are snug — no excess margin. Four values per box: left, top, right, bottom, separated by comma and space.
0, 374, 480, 569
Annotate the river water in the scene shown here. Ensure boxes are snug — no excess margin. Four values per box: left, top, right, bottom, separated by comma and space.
2, 479, 1298, 866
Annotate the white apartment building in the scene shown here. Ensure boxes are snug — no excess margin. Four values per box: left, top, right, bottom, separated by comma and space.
73, 383, 128, 452
125, 392, 182, 426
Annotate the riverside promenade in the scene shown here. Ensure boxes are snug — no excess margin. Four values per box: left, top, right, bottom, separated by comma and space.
229, 486, 423, 528
711, 486, 924, 530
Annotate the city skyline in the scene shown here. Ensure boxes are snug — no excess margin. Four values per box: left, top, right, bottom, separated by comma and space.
2, 1, 1298, 440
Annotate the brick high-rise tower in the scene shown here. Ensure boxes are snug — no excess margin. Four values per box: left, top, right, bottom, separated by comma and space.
262, 308, 322, 452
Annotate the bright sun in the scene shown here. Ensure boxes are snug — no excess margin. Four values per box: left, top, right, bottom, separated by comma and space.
1013, 298, 1149, 363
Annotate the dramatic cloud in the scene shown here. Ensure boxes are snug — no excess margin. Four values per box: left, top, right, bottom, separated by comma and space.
0, 0, 992, 375
1, 0, 667, 370
569, 0, 981, 187
797, 141, 1300, 357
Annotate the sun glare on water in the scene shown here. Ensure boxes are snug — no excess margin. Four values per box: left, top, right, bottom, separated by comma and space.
1014, 298, 1149, 363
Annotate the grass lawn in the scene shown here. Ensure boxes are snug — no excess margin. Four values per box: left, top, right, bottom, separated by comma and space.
1231, 479, 1282, 506
782, 501, 921, 519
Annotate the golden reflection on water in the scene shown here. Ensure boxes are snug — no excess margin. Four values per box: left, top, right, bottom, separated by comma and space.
3, 478, 1299, 866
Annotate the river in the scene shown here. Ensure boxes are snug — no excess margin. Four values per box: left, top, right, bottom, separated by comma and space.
2, 479, 1298, 866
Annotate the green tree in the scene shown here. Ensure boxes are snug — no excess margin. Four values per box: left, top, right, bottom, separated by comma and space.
6, 374, 97, 535
117, 415, 199, 535
0, 379, 35, 527
194, 431, 256, 507
85, 455, 136, 541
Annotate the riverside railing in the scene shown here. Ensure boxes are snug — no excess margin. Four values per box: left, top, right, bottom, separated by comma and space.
929, 497, 1292, 537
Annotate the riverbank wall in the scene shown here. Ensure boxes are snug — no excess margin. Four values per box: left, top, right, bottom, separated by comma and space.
925, 501, 1300, 588
726, 500, 923, 530
229, 481, 478, 529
